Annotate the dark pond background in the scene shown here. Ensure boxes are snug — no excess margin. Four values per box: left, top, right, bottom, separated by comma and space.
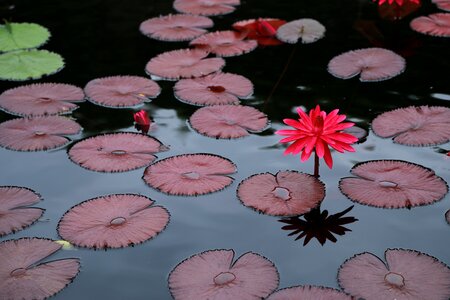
0, 0, 449, 299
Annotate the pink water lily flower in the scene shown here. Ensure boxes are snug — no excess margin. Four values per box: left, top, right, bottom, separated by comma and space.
276, 105, 358, 168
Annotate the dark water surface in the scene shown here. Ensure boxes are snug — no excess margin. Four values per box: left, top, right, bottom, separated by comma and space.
0, 0, 449, 299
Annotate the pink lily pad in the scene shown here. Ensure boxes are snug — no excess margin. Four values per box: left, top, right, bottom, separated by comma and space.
84, 76, 160, 108
343, 126, 368, 143
267, 285, 352, 300
139, 14, 214, 42
0, 186, 44, 237
145, 48, 225, 81
0, 237, 80, 300
189, 105, 269, 139
169, 249, 279, 300
68, 132, 167, 173
173, 0, 240, 16
433, 0, 450, 11
58, 194, 170, 249
372, 106, 450, 146
237, 171, 325, 216
143, 153, 236, 196
276, 19, 326, 44
0, 83, 85, 117
410, 13, 450, 37
174, 72, 253, 106
339, 160, 448, 208
338, 248, 450, 300
190, 31, 257, 57
328, 48, 406, 82
0, 116, 81, 151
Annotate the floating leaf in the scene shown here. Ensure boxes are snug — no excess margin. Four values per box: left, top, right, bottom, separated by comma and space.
267, 285, 352, 299
339, 160, 448, 208
58, 194, 170, 249
0, 22, 50, 52
68, 132, 167, 173
237, 171, 325, 216
0, 238, 80, 299
189, 105, 268, 139
0, 83, 85, 117
0, 186, 44, 236
143, 153, 236, 196
372, 106, 450, 146
169, 249, 279, 300
174, 72, 253, 106
0, 49, 64, 81
338, 249, 450, 300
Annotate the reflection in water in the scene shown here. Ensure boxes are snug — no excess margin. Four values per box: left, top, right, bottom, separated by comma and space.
279, 206, 358, 246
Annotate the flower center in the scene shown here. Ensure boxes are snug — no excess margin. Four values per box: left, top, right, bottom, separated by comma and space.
10, 268, 27, 277
379, 181, 398, 188
207, 85, 226, 93
313, 115, 324, 135
182, 171, 200, 180
110, 217, 127, 225
213, 272, 236, 285
111, 150, 127, 155
272, 187, 291, 201
384, 272, 405, 288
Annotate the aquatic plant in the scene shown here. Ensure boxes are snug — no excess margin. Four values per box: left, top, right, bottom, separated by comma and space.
133, 110, 151, 134
190, 30, 258, 57
276, 105, 357, 171
232, 18, 287, 46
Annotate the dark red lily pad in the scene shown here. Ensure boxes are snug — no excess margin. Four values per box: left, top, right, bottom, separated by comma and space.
190, 31, 257, 57
328, 48, 406, 82
0, 116, 81, 151
338, 249, 450, 300
0, 186, 44, 237
0, 83, 85, 117
68, 132, 167, 172
410, 13, 450, 37
237, 171, 325, 216
143, 153, 236, 196
139, 14, 213, 42
339, 160, 448, 208
189, 105, 269, 139
267, 285, 352, 299
174, 72, 253, 106
84, 76, 160, 108
169, 249, 279, 300
145, 49, 225, 81
58, 194, 170, 249
0, 238, 80, 300
372, 106, 450, 146
173, 0, 240, 16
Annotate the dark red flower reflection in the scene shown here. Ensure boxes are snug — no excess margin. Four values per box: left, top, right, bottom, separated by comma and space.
133, 110, 151, 134
375, 0, 422, 21
279, 206, 358, 246
232, 18, 287, 46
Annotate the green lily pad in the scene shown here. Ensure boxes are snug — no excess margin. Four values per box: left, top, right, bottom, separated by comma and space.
0, 49, 64, 81
0, 23, 51, 52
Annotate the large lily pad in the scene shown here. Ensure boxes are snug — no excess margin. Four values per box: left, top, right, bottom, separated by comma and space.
0, 22, 51, 53
0, 49, 64, 81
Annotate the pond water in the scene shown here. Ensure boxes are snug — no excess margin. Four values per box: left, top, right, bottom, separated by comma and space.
0, 0, 449, 299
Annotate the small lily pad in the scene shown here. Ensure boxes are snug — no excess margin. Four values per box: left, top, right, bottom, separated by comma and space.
0, 22, 51, 52
0, 49, 64, 81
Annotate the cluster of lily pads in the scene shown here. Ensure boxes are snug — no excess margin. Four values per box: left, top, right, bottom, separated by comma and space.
0, 0, 450, 299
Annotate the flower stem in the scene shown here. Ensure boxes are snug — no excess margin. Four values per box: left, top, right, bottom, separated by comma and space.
314, 152, 320, 178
